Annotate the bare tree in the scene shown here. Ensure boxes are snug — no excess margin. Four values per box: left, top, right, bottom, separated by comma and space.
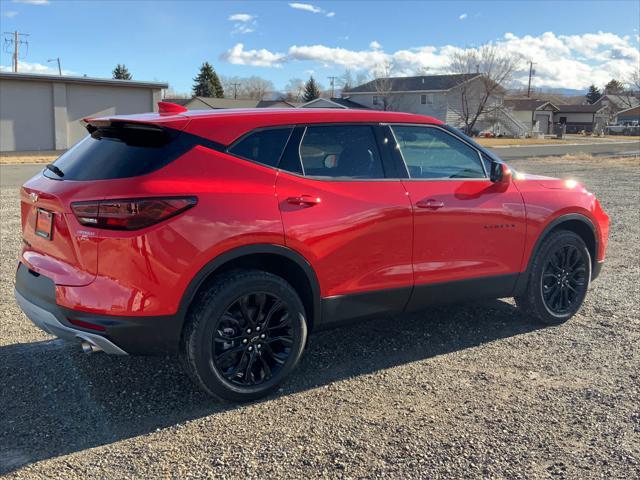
372, 61, 395, 111
340, 69, 354, 93
629, 68, 640, 92
219, 75, 274, 100
243, 76, 274, 100
449, 45, 521, 134
284, 78, 305, 102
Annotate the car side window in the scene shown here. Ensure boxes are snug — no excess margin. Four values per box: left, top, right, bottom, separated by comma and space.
298, 125, 384, 179
391, 126, 485, 179
228, 128, 293, 167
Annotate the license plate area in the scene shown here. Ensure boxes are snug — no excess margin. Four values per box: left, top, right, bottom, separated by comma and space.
35, 208, 54, 240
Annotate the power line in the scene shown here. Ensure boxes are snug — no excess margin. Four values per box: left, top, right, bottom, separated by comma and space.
230, 82, 241, 99
327, 76, 337, 98
3, 31, 30, 73
48, 57, 62, 76
527, 61, 536, 98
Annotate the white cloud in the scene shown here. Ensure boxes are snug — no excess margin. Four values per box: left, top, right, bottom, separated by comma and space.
3, 10, 19, 17
289, 3, 322, 13
288, 44, 388, 70
221, 31, 639, 90
289, 2, 335, 17
459, 13, 468, 20
229, 13, 254, 22
221, 43, 285, 67
228, 13, 257, 34
11, 0, 49, 4
0, 60, 76, 76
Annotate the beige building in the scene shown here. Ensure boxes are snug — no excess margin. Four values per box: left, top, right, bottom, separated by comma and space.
0, 72, 167, 152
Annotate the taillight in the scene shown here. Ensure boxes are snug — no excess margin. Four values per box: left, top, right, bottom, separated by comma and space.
71, 197, 197, 230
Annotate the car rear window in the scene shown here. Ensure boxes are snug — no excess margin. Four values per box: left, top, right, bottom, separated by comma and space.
227, 128, 293, 167
44, 123, 193, 181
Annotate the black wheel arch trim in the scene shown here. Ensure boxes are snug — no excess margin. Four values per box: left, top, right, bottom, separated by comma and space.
514, 213, 599, 296
178, 244, 322, 332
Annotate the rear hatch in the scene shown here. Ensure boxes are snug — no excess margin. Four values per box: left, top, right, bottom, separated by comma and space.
20, 114, 190, 286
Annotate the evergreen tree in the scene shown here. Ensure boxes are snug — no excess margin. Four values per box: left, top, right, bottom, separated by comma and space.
585, 84, 602, 104
112, 64, 132, 80
303, 76, 321, 102
604, 79, 624, 94
192, 62, 224, 98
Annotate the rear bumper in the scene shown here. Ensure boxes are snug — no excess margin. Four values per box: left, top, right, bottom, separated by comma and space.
15, 289, 127, 355
14, 263, 183, 355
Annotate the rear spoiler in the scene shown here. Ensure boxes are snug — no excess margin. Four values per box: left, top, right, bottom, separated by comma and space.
83, 102, 191, 133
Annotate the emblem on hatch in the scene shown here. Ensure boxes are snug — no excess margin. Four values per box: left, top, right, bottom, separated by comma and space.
29, 192, 38, 203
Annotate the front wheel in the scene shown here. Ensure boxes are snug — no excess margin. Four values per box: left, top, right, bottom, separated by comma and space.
516, 230, 591, 325
180, 270, 307, 402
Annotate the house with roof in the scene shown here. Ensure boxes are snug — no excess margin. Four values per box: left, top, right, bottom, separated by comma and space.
614, 105, 640, 124
162, 97, 299, 110
594, 94, 640, 122
554, 104, 607, 133
300, 97, 370, 109
343, 73, 528, 136
503, 98, 559, 134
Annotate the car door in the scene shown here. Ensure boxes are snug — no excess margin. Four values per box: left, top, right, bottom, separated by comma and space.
388, 124, 527, 310
275, 124, 413, 326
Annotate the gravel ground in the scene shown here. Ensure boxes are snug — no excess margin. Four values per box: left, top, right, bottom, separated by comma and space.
1, 156, 638, 479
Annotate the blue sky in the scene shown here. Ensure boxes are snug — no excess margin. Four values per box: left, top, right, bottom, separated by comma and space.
1, 0, 638, 94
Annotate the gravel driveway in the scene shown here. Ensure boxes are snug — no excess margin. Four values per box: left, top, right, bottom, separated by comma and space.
1, 156, 638, 479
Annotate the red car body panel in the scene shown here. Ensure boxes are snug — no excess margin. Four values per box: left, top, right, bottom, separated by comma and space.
276, 172, 413, 297
402, 178, 527, 285
15, 108, 609, 354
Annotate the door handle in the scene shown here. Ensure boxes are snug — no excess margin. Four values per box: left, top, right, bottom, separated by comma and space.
416, 199, 445, 209
287, 195, 322, 207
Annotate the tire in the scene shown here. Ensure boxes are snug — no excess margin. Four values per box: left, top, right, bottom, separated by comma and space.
180, 269, 307, 402
516, 230, 591, 325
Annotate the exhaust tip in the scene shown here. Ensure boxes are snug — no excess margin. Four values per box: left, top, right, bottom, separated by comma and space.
80, 340, 102, 354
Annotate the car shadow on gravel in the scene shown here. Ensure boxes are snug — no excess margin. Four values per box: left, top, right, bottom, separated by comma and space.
0, 299, 543, 474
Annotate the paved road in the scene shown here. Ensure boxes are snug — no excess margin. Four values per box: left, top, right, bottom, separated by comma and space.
1, 140, 638, 188
488, 140, 640, 160
1, 164, 43, 188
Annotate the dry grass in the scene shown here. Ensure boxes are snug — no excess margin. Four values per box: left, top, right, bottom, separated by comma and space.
530, 153, 640, 166
0, 151, 61, 165
476, 136, 640, 147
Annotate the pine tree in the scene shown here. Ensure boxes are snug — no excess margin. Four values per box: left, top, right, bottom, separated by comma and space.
303, 76, 321, 102
585, 84, 602, 104
604, 79, 624, 94
192, 62, 224, 98
112, 64, 132, 80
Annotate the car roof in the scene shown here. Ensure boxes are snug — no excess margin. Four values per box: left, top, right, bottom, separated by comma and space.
87, 108, 444, 145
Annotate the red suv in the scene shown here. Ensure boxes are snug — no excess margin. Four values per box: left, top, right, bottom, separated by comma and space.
15, 105, 609, 401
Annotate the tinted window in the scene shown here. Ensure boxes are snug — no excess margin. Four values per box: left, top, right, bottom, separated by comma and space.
391, 126, 485, 179
45, 123, 193, 181
228, 128, 292, 167
299, 125, 384, 179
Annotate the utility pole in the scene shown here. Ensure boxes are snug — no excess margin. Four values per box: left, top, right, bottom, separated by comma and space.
527, 61, 536, 98
48, 57, 62, 76
3, 31, 29, 72
327, 76, 337, 98
230, 82, 241, 99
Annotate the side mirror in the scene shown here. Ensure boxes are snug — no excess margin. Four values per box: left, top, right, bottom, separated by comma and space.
490, 161, 512, 184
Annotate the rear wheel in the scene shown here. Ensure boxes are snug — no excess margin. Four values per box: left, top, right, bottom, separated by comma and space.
516, 230, 591, 325
180, 270, 307, 401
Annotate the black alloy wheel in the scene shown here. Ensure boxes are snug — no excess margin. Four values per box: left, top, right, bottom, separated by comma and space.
181, 270, 307, 402
213, 293, 294, 386
541, 244, 588, 315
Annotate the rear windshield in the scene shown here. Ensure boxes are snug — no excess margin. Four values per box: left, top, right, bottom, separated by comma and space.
44, 123, 193, 181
